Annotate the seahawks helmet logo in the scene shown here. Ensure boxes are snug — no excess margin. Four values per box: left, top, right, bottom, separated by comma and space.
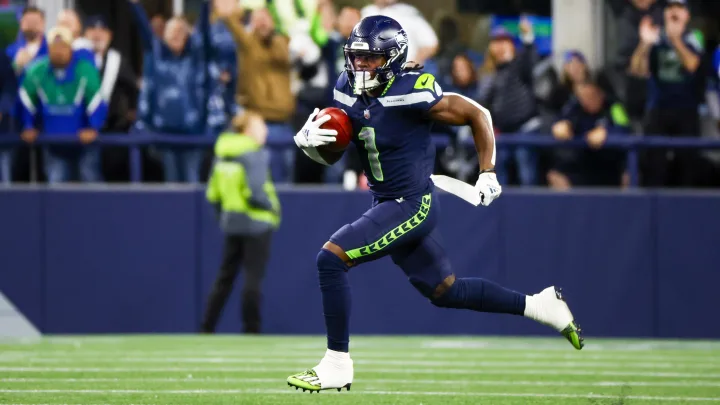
394, 31, 408, 48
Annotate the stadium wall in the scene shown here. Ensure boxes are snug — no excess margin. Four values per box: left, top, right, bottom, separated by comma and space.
1, 188, 718, 338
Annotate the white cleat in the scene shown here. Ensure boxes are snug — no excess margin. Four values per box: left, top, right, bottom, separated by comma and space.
287, 351, 354, 392
525, 286, 584, 350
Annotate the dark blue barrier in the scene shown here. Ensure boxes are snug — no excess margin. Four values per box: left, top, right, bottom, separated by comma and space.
42, 189, 200, 333
0, 190, 44, 330
3, 133, 720, 186
1, 187, 720, 338
655, 194, 720, 338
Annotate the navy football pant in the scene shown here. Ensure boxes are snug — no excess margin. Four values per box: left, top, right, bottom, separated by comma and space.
330, 192, 451, 297
318, 191, 525, 352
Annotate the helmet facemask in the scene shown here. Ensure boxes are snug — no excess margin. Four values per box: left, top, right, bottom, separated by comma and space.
345, 41, 408, 95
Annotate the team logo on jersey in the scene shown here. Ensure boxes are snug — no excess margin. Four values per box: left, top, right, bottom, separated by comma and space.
364, 109, 371, 119
414, 73, 436, 94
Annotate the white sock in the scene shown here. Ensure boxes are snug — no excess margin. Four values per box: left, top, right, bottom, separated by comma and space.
324, 349, 351, 362
523, 294, 539, 320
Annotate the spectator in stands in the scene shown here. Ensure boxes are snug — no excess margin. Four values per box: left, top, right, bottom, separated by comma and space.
6, 6, 48, 184
207, 0, 241, 136
435, 15, 472, 82
129, 0, 210, 183
445, 54, 479, 98
202, 111, 279, 334
714, 46, 720, 129
85, 16, 139, 182
150, 14, 167, 38
0, 51, 16, 183
216, 3, 296, 183
613, 0, 663, 119
361, 0, 438, 65
478, 21, 540, 186
549, 82, 630, 189
334, 6, 367, 189
547, 50, 615, 115
629, 0, 703, 187
290, 1, 352, 185
7, 6, 47, 79
56, 9, 94, 63
335, 7, 361, 73
19, 27, 107, 183
216, 4, 294, 122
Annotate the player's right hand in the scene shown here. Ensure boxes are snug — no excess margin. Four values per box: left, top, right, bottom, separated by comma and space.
294, 108, 337, 149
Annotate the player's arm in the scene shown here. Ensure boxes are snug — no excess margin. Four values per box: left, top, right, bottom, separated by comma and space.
428, 93, 501, 206
428, 93, 495, 171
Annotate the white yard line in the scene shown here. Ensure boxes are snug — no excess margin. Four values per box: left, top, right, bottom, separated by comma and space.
4, 351, 720, 363
33, 337, 720, 351
3, 357, 718, 370
2, 377, 720, 387
2, 366, 720, 378
1, 389, 720, 402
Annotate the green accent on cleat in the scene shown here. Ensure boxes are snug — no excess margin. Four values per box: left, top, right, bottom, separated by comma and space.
286, 369, 352, 392
562, 321, 585, 350
554, 286, 585, 350
287, 370, 321, 392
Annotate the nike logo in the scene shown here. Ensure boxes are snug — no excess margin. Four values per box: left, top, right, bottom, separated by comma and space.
421, 78, 429, 86
396, 197, 404, 203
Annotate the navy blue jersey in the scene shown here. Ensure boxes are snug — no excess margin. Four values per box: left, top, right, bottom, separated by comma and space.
648, 30, 704, 110
333, 70, 443, 200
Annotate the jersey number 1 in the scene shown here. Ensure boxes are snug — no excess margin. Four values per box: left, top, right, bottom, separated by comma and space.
358, 127, 383, 182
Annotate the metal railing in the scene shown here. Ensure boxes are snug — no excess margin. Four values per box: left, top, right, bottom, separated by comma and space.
1, 133, 720, 186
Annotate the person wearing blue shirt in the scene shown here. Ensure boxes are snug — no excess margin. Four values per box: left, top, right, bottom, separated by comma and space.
206, 6, 240, 135
129, 0, 210, 183
6, 6, 47, 79
629, 0, 703, 187
0, 51, 17, 183
5, 6, 48, 183
713, 46, 720, 129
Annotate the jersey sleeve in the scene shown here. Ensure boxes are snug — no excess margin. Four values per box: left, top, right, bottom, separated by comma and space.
394, 72, 443, 113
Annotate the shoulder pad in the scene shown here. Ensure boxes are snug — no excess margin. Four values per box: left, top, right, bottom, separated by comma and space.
335, 71, 350, 91
398, 72, 443, 97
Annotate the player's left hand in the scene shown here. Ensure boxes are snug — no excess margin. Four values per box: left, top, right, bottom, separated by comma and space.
475, 171, 502, 207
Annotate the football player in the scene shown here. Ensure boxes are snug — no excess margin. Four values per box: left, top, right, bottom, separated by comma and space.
288, 16, 584, 393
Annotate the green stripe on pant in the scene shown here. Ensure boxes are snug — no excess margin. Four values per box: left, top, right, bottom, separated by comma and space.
345, 194, 432, 260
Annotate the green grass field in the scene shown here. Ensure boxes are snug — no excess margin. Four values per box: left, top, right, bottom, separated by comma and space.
1, 335, 720, 404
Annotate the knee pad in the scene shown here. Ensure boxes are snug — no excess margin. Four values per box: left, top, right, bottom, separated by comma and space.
316, 248, 349, 290
430, 278, 464, 309
316, 248, 346, 269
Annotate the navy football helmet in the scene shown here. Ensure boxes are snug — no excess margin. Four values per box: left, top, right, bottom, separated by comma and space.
344, 15, 409, 94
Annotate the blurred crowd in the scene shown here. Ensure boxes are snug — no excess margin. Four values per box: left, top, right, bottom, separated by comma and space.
1, 0, 719, 188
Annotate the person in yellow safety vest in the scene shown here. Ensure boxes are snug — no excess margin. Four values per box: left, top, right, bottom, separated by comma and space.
201, 111, 281, 334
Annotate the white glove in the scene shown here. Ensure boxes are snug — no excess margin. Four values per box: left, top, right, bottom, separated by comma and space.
475, 171, 502, 207
294, 108, 337, 149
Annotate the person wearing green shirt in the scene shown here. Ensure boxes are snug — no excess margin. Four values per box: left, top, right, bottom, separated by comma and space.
201, 112, 280, 334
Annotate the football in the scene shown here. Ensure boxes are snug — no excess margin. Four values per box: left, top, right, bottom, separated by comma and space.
316, 107, 353, 152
